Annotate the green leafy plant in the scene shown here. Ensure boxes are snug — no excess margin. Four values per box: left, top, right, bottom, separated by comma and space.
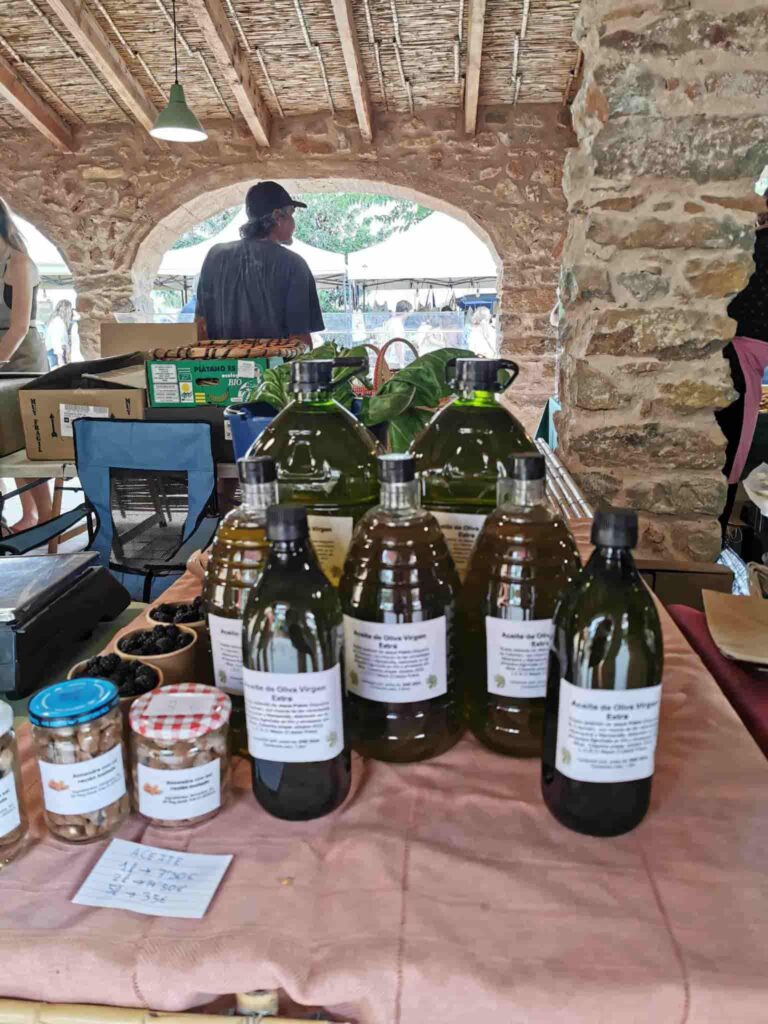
248, 342, 371, 409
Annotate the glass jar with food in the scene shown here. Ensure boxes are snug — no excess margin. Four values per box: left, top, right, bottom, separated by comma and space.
0, 701, 27, 866
29, 679, 130, 843
129, 683, 231, 829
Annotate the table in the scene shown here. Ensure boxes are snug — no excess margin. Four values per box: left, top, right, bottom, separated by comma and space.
0, 525, 766, 1023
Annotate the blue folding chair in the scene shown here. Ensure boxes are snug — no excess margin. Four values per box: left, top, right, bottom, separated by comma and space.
0, 418, 219, 601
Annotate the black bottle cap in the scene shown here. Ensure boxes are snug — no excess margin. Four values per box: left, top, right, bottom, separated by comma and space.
591, 507, 638, 548
237, 455, 276, 486
503, 453, 545, 481
446, 358, 519, 393
266, 504, 309, 541
378, 453, 415, 483
290, 357, 366, 391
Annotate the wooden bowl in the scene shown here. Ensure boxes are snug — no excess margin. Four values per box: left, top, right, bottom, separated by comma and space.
116, 624, 198, 686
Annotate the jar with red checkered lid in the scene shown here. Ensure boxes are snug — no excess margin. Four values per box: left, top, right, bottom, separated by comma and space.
129, 683, 232, 828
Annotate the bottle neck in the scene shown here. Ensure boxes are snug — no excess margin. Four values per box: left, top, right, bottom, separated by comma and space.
240, 479, 278, 511
294, 388, 334, 405
269, 537, 314, 565
497, 477, 546, 508
587, 545, 638, 579
455, 388, 497, 406
380, 479, 421, 512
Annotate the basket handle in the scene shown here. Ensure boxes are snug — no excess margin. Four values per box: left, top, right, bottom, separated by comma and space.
374, 337, 419, 391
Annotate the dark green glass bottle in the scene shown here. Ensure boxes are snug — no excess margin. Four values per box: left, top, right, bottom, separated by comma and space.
203, 456, 277, 757
339, 454, 463, 762
460, 453, 581, 758
542, 508, 664, 837
410, 358, 536, 578
243, 505, 351, 821
248, 358, 380, 585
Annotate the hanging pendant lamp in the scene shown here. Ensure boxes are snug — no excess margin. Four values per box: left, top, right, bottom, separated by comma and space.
150, 0, 207, 142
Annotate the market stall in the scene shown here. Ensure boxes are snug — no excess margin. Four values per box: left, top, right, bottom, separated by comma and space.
0, 521, 765, 1023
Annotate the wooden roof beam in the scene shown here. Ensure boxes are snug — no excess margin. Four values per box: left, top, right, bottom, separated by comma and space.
189, 0, 271, 146
44, 0, 157, 130
0, 50, 76, 151
330, 0, 373, 142
463, 0, 486, 135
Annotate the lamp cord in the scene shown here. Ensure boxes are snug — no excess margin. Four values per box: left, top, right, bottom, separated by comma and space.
172, 0, 179, 83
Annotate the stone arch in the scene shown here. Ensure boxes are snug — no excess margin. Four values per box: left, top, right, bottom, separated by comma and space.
132, 177, 502, 316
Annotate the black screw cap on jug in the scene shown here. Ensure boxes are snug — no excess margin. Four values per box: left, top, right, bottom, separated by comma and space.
290, 357, 366, 391
504, 452, 545, 481
237, 455, 277, 486
266, 504, 309, 542
446, 358, 520, 393
591, 507, 638, 549
378, 453, 416, 483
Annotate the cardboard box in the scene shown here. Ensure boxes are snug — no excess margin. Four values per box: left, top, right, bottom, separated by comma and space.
146, 357, 282, 408
636, 558, 734, 612
0, 373, 41, 456
18, 354, 146, 461
100, 321, 196, 358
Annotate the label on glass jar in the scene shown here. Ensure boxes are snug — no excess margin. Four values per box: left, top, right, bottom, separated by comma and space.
343, 615, 448, 703
307, 515, 354, 586
243, 664, 344, 763
0, 774, 20, 838
208, 612, 244, 694
430, 511, 486, 579
137, 760, 221, 821
38, 744, 127, 815
555, 679, 662, 784
486, 617, 554, 698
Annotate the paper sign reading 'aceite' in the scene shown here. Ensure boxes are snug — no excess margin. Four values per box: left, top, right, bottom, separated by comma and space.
72, 838, 232, 919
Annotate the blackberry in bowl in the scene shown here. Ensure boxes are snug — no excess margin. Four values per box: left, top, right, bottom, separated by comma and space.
68, 652, 161, 698
116, 624, 198, 686
148, 595, 205, 627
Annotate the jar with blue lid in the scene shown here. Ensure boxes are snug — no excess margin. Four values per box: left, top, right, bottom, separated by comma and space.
29, 678, 130, 843
0, 701, 27, 865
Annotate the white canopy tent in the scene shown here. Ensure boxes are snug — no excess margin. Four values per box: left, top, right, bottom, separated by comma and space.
157, 207, 347, 289
18, 217, 70, 282
347, 212, 498, 291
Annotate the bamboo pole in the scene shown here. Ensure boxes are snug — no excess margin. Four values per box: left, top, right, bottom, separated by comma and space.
0, 999, 348, 1024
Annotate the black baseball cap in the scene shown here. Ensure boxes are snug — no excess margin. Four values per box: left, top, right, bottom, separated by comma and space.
245, 181, 307, 219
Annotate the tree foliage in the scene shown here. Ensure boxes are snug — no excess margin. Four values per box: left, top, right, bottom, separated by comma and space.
173, 207, 240, 249
292, 193, 430, 254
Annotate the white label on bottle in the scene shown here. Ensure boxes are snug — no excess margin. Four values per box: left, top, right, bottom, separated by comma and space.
343, 615, 448, 703
0, 774, 21, 838
555, 679, 662, 784
430, 511, 486, 579
208, 612, 244, 694
137, 759, 221, 821
486, 617, 554, 698
60, 403, 110, 437
243, 664, 344, 763
38, 744, 127, 815
307, 515, 354, 586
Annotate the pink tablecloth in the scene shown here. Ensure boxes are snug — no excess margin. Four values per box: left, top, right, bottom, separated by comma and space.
0, 529, 766, 1023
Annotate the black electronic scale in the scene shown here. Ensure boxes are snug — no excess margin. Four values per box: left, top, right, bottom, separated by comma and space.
0, 554, 130, 699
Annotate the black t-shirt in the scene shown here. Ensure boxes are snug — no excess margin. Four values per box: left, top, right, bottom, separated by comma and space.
727, 228, 768, 343
196, 238, 325, 340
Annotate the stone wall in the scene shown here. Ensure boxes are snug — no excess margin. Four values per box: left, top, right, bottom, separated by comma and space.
0, 104, 573, 434
559, 0, 768, 560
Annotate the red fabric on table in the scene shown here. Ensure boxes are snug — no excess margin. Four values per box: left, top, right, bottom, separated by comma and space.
1, 528, 767, 1022
668, 603, 768, 759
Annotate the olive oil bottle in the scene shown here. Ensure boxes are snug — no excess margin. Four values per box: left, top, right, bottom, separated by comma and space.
203, 455, 277, 755
248, 357, 380, 585
460, 453, 581, 758
542, 508, 663, 836
410, 358, 536, 578
338, 454, 463, 762
243, 505, 350, 820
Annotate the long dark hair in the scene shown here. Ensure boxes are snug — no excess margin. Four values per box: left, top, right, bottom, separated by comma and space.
0, 197, 28, 255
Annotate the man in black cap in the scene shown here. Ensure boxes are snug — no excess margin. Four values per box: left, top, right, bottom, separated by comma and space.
195, 181, 324, 344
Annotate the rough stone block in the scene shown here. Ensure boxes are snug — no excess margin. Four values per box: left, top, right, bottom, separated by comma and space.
625, 475, 727, 516
683, 256, 753, 298
615, 269, 670, 302
587, 215, 753, 251
561, 264, 614, 304
569, 423, 724, 470
586, 308, 734, 359
657, 377, 736, 412
573, 359, 623, 410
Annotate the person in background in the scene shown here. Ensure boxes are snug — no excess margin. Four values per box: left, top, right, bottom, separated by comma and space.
44, 299, 73, 368
716, 194, 768, 540
379, 300, 414, 369
195, 182, 323, 346
177, 274, 199, 322
0, 197, 53, 534
467, 306, 498, 359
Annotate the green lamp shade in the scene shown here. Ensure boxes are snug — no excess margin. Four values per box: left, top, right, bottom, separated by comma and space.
150, 83, 207, 143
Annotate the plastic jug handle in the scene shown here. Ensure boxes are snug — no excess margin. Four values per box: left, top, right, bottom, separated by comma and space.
329, 356, 367, 391
444, 357, 458, 386
497, 359, 520, 391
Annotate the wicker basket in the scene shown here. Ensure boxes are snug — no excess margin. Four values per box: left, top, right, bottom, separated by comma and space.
149, 338, 311, 361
